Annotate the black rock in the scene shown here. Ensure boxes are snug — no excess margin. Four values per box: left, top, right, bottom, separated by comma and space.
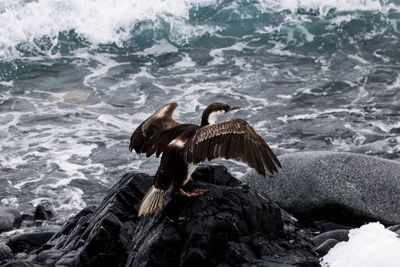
24, 166, 318, 267
313, 221, 352, 232
0, 208, 22, 233
1, 260, 36, 267
312, 230, 349, 247
33, 205, 54, 221
388, 224, 400, 235
243, 151, 400, 225
314, 239, 339, 255
26, 166, 318, 267
7, 232, 56, 254
32, 171, 149, 267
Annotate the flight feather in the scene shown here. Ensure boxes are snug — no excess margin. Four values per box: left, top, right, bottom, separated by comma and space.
184, 119, 281, 176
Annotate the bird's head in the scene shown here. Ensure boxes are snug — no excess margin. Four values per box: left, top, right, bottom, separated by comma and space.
201, 102, 240, 126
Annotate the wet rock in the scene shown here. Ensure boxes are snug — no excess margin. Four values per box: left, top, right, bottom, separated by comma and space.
243, 151, 400, 225
31, 172, 147, 267
313, 221, 352, 232
312, 229, 349, 247
28, 166, 318, 267
35, 249, 66, 266
1, 261, 36, 267
388, 224, 400, 235
314, 239, 339, 255
7, 232, 56, 254
33, 205, 54, 221
0, 243, 13, 265
0, 208, 22, 232
14, 253, 28, 260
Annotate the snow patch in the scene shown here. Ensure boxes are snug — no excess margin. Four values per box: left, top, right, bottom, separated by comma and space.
322, 222, 400, 267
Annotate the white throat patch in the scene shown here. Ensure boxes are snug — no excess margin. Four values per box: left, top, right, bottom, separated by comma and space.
208, 110, 225, 125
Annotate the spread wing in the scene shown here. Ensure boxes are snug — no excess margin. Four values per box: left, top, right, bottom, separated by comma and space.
129, 102, 180, 157
184, 119, 281, 176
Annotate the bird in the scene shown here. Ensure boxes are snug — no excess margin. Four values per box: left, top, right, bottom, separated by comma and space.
129, 102, 281, 216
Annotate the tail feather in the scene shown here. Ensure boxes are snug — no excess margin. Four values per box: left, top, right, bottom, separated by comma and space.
138, 186, 165, 217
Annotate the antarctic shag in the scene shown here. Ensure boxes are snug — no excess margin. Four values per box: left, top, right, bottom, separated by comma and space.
129, 102, 281, 216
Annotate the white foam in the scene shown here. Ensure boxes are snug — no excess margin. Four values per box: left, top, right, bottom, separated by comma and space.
0, 0, 217, 59
258, 0, 397, 16
268, 41, 307, 58
329, 14, 357, 26
373, 49, 391, 63
30, 186, 86, 217
209, 42, 248, 65
0, 197, 19, 207
370, 121, 400, 133
83, 53, 125, 90
97, 113, 135, 133
108, 66, 153, 92
348, 54, 369, 64
0, 81, 14, 87
143, 39, 179, 56
322, 222, 400, 267
1, 0, 395, 59
13, 177, 44, 190
174, 53, 196, 68
277, 108, 364, 122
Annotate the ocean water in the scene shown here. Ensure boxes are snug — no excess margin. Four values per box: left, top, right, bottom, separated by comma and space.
0, 0, 400, 220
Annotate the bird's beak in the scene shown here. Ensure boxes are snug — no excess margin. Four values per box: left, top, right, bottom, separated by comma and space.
227, 105, 240, 112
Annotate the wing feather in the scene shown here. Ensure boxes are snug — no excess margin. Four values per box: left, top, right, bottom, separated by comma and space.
129, 102, 180, 157
184, 119, 281, 176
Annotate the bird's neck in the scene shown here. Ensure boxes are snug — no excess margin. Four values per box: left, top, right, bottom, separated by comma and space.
200, 116, 209, 127
201, 110, 224, 127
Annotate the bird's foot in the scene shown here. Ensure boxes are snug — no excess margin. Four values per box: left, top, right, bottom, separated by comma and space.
178, 188, 208, 198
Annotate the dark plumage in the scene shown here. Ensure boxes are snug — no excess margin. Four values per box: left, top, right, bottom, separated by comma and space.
129, 102, 281, 216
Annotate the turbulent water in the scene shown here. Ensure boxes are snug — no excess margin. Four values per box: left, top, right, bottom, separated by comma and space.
0, 0, 400, 220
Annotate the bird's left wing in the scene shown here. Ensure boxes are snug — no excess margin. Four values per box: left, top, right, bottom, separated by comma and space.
184, 119, 281, 176
129, 102, 180, 157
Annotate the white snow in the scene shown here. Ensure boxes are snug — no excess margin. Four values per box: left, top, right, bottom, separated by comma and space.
321, 222, 400, 267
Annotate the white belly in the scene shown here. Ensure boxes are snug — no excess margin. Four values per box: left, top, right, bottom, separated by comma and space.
183, 163, 198, 186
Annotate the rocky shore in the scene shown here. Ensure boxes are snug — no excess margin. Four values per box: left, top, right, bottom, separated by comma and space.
1, 152, 400, 267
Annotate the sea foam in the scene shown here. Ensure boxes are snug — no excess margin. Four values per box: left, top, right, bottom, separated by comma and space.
0, 0, 397, 59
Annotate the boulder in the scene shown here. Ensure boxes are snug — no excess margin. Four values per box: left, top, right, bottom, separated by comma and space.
7, 232, 56, 254
312, 230, 349, 247
26, 166, 318, 267
0, 208, 22, 232
0, 243, 13, 265
312, 229, 350, 255
33, 205, 54, 221
242, 151, 400, 225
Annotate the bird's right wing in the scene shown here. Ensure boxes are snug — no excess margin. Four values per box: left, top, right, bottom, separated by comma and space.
129, 102, 180, 157
184, 119, 281, 176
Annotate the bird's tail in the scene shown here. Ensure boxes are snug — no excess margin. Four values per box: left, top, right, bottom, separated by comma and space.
138, 186, 165, 217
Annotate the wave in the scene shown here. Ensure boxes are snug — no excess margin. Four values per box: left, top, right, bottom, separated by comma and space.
0, 0, 399, 59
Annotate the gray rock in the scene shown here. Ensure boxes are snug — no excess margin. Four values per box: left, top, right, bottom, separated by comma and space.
0, 208, 22, 232
242, 151, 400, 225
0, 242, 13, 264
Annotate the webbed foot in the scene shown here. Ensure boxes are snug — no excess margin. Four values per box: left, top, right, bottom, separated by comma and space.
178, 188, 208, 197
